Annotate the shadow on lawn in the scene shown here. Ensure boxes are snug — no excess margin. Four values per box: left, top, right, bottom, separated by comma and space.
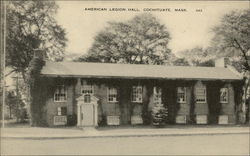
0, 119, 30, 128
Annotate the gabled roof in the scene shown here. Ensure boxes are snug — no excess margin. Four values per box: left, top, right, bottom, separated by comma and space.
41, 61, 242, 81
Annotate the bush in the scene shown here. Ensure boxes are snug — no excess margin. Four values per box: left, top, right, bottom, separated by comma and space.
152, 104, 168, 127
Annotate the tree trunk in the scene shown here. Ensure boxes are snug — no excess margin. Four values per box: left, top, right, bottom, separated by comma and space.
9, 107, 12, 119
240, 75, 249, 124
246, 78, 250, 124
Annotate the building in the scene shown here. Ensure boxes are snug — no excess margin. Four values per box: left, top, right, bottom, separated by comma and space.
36, 60, 243, 127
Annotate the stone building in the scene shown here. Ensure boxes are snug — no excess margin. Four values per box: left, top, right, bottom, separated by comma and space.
36, 60, 243, 127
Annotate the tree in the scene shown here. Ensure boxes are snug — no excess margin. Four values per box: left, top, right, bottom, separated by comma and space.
6, 91, 16, 119
178, 46, 215, 67
5, 1, 67, 125
172, 58, 190, 66
78, 13, 172, 65
211, 9, 250, 123
6, 0, 67, 80
211, 10, 250, 72
6, 90, 27, 122
26, 52, 45, 126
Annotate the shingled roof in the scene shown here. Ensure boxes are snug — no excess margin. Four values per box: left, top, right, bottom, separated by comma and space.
41, 61, 242, 81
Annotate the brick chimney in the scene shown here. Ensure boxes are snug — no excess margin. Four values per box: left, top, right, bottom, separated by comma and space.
33, 49, 45, 60
215, 57, 230, 68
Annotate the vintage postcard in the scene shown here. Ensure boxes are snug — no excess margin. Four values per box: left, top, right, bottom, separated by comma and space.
1, 0, 249, 155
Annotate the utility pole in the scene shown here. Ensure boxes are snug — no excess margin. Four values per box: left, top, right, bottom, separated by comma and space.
1, 0, 7, 128
12, 75, 21, 122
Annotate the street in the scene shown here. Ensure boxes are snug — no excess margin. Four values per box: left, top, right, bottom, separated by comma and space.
1, 134, 249, 155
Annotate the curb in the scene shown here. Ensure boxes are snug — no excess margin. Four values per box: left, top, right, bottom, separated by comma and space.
2, 131, 249, 140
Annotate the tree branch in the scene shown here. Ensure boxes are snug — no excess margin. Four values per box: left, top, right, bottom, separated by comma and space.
233, 38, 250, 70
5, 69, 18, 77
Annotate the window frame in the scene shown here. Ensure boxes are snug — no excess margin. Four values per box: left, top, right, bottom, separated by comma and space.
107, 87, 118, 103
81, 84, 94, 95
54, 85, 67, 102
131, 85, 143, 103
220, 88, 229, 103
177, 87, 187, 104
195, 87, 207, 103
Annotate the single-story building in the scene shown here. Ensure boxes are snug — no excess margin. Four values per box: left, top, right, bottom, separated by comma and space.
36, 58, 243, 127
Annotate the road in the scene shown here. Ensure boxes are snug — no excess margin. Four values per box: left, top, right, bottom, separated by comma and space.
1, 134, 249, 155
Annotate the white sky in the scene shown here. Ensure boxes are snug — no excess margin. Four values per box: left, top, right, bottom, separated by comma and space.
55, 1, 249, 56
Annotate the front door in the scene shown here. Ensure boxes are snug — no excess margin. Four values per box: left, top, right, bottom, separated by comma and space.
81, 104, 95, 126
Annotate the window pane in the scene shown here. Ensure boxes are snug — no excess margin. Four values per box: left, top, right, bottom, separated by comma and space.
108, 87, 118, 102
196, 87, 206, 102
177, 87, 186, 103
220, 88, 228, 103
132, 86, 143, 102
54, 85, 67, 102
84, 94, 91, 103
82, 84, 94, 94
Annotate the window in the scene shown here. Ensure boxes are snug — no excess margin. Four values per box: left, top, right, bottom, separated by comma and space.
54, 107, 67, 125
57, 107, 67, 116
108, 87, 118, 102
196, 87, 206, 103
81, 84, 94, 95
153, 86, 162, 105
220, 88, 228, 103
177, 87, 186, 103
54, 85, 67, 102
132, 86, 143, 102
84, 94, 91, 103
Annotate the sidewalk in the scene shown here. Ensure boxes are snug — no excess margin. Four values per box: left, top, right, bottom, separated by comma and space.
1, 125, 249, 139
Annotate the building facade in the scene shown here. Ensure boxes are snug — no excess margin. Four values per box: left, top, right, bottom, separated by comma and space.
37, 61, 243, 127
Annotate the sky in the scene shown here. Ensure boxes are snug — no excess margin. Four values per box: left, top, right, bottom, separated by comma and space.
55, 1, 249, 57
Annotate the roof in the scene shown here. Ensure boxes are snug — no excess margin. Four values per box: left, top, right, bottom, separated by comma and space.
41, 61, 243, 81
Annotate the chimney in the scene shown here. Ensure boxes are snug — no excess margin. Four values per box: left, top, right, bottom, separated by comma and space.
33, 49, 45, 60
215, 57, 230, 68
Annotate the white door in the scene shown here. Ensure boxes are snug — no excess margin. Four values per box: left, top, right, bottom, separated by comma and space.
81, 104, 94, 126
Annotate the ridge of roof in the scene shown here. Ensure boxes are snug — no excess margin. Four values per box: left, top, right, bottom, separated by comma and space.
44, 61, 223, 69
41, 61, 243, 81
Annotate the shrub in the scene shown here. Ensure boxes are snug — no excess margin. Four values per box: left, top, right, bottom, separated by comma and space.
152, 104, 168, 127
